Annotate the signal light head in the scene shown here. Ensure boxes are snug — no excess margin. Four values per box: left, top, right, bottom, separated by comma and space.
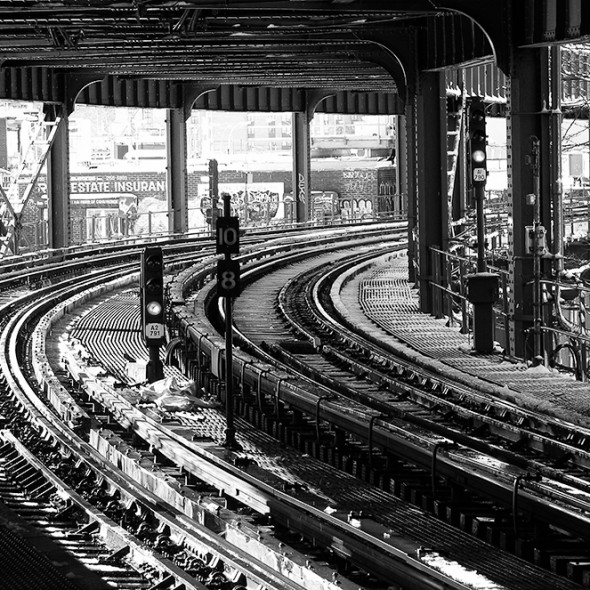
141, 246, 165, 346
146, 301, 162, 316
468, 99, 487, 186
145, 277, 162, 293
145, 258, 162, 270
472, 149, 486, 163
471, 130, 486, 143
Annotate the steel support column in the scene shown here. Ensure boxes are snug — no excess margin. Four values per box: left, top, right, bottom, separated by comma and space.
549, 46, 564, 275
396, 114, 407, 221
404, 98, 418, 284
507, 48, 551, 359
416, 70, 446, 313
46, 106, 70, 250
456, 92, 468, 226
439, 75, 452, 253
292, 110, 311, 223
166, 108, 188, 236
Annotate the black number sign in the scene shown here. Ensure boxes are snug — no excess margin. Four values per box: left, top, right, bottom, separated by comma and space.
216, 217, 240, 254
216, 259, 241, 297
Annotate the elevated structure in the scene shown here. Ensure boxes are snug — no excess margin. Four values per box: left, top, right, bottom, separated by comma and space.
1, 1, 590, 360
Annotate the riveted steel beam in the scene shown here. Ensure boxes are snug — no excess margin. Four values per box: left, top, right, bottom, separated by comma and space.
166, 108, 188, 236
0, 67, 63, 103
45, 105, 70, 251
292, 109, 310, 223
416, 70, 446, 314
505, 47, 548, 360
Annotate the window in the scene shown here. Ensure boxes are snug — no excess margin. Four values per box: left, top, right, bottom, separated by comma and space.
569, 153, 584, 177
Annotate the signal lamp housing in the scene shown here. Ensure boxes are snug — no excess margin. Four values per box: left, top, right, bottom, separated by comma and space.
468, 99, 487, 186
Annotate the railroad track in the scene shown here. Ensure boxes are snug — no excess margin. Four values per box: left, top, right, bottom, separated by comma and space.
10, 219, 587, 589
0, 250, 243, 589
0, 430, 163, 590
278, 251, 590, 484
160, 224, 582, 589
306, 255, 590, 513
192, 234, 590, 588
1, 224, 407, 590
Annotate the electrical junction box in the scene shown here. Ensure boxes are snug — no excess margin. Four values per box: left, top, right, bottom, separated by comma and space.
465, 272, 499, 304
525, 225, 547, 254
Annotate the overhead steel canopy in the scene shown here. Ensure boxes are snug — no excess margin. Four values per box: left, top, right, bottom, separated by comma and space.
0, 1, 587, 109
0, 1, 441, 93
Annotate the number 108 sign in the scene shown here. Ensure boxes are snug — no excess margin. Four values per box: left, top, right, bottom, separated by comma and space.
217, 259, 241, 297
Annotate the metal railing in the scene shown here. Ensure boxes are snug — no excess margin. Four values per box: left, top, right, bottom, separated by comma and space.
429, 247, 510, 342
4, 203, 404, 264
429, 245, 590, 379
10, 201, 406, 255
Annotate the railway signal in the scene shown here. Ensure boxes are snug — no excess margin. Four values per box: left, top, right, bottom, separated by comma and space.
468, 99, 487, 186
141, 246, 165, 344
465, 98, 497, 352
217, 193, 241, 450
140, 246, 165, 382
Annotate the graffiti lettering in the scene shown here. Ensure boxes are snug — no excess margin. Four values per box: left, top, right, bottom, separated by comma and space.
342, 168, 373, 196
344, 177, 372, 195
198, 182, 283, 224
298, 172, 306, 203
343, 170, 371, 180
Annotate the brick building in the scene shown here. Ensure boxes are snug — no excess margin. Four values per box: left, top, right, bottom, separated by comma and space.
20, 160, 399, 246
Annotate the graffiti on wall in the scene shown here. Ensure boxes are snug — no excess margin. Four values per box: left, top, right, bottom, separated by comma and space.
297, 172, 306, 203
377, 166, 397, 215
197, 182, 283, 225
340, 199, 373, 220
342, 169, 373, 196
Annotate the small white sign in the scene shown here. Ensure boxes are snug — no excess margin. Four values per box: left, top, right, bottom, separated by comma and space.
473, 168, 486, 182
126, 361, 147, 383
146, 323, 164, 339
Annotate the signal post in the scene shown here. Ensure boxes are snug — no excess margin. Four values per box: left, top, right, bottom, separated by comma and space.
465, 99, 499, 354
216, 193, 241, 449
140, 246, 166, 382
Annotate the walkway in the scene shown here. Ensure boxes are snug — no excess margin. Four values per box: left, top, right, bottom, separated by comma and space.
340, 252, 590, 425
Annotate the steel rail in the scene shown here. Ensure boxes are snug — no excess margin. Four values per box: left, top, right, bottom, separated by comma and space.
2, 225, 409, 590
0, 231, 381, 590
0, 273, 318, 590
203, 241, 590, 543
